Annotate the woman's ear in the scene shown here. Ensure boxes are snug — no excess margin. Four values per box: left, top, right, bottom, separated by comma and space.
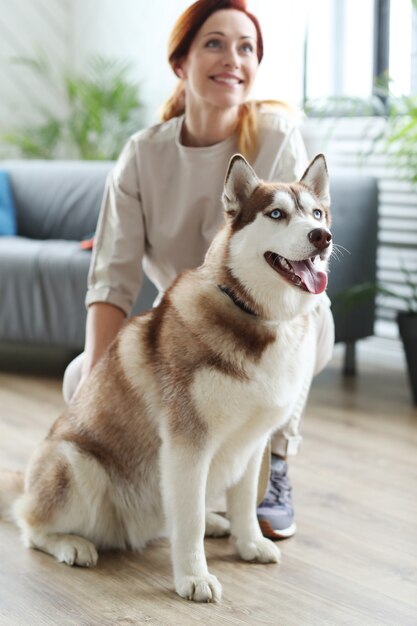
174, 60, 187, 80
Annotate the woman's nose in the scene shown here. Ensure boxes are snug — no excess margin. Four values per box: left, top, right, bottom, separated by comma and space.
223, 47, 240, 68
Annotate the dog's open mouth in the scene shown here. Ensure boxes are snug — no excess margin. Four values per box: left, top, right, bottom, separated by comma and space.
264, 252, 328, 294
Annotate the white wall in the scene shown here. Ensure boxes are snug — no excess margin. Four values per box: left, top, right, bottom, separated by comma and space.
0, 0, 71, 149
250, 0, 307, 105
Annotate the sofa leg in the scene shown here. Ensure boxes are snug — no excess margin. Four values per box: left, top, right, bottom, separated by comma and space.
343, 341, 356, 376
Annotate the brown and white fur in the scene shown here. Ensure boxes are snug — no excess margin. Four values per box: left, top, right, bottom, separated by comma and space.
0, 154, 332, 603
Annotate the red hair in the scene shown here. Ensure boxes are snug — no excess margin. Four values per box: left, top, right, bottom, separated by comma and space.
167, 0, 263, 71
161, 0, 273, 160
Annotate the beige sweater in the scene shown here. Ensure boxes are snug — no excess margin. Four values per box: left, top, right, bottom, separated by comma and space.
86, 109, 308, 315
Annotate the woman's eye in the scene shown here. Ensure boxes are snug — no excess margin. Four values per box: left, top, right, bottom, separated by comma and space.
241, 42, 254, 54
313, 209, 322, 219
206, 39, 222, 49
269, 209, 283, 220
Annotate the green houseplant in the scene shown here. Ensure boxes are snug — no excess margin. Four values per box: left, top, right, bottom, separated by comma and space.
385, 94, 417, 184
3, 53, 144, 160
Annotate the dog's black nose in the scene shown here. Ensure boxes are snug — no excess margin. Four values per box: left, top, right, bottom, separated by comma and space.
308, 228, 332, 250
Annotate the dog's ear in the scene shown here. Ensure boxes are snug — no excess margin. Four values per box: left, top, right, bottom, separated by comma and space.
222, 154, 260, 219
299, 154, 330, 208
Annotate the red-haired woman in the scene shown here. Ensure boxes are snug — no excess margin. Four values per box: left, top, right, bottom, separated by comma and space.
64, 0, 334, 541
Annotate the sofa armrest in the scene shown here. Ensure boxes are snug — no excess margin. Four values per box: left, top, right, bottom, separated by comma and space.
327, 174, 378, 344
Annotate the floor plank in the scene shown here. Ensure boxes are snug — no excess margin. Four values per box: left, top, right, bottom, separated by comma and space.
0, 360, 416, 625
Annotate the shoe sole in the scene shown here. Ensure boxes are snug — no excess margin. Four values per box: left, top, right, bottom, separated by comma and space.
259, 520, 296, 540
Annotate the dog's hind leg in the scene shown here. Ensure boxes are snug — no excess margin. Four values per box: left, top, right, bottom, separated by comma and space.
205, 512, 230, 537
14, 441, 109, 567
14, 478, 100, 567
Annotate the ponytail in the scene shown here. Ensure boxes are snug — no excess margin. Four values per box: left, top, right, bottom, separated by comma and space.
161, 81, 186, 122
237, 99, 295, 161
236, 101, 259, 161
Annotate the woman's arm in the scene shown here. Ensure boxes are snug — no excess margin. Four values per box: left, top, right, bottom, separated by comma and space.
72, 302, 126, 398
74, 138, 146, 397
83, 302, 126, 375
86, 137, 146, 316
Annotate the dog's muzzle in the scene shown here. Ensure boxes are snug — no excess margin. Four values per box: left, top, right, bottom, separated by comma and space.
264, 251, 329, 295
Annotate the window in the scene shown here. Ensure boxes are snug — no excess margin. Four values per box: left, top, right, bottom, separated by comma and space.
303, 0, 416, 106
389, 0, 416, 95
305, 0, 375, 101
251, 0, 416, 108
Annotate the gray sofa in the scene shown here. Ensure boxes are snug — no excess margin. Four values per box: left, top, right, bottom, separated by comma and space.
0, 160, 378, 372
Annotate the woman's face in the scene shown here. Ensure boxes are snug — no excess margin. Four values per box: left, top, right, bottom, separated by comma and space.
177, 9, 259, 112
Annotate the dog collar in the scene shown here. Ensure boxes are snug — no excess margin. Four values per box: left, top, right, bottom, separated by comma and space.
218, 285, 257, 317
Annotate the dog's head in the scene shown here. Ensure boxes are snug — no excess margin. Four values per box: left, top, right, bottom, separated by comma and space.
219, 154, 332, 320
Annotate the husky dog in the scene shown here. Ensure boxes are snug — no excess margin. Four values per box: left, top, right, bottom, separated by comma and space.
0, 154, 332, 603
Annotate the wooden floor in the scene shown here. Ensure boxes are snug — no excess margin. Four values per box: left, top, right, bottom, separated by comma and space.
0, 357, 416, 626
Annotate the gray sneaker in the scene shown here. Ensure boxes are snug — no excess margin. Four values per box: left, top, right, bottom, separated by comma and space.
257, 456, 296, 539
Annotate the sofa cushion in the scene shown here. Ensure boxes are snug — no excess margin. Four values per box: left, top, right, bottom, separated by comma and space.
0, 237, 92, 349
1, 160, 113, 241
0, 171, 17, 236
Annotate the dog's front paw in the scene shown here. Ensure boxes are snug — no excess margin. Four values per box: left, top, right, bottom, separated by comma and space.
175, 574, 222, 603
55, 536, 98, 567
205, 512, 231, 537
236, 537, 281, 564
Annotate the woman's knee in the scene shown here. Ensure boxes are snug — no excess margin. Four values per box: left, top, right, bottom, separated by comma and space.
314, 301, 335, 376
62, 352, 84, 404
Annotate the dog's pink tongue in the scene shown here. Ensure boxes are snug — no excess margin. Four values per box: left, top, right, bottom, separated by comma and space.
289, 259, 328, 294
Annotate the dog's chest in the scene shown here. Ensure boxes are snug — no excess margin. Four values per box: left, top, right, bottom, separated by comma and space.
191, 319, 316, 431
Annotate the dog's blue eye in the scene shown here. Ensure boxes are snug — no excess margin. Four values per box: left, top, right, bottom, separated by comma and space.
313, 209, 322, 219
269, 209, 283, 220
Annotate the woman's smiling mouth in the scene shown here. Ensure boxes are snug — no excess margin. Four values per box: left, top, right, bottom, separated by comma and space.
209, 73, 243, 86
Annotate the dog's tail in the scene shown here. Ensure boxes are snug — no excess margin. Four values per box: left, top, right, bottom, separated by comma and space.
0, 469, 24, 522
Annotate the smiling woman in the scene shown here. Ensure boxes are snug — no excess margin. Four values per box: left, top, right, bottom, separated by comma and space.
174, 9, 259, 146
162, 0, 265, 157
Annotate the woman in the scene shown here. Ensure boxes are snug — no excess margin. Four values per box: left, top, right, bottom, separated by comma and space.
64, 0, 334, 540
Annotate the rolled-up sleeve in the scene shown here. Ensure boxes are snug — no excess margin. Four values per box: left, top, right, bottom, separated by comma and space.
86, 137, 145, 315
